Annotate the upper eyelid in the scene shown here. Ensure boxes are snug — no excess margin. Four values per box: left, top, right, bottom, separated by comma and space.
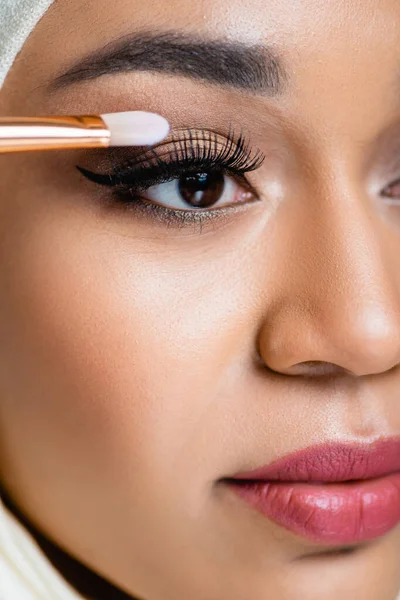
75, 152, 257, 190
77, 128, 265, 181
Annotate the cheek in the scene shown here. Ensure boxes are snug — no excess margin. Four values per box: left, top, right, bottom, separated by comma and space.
0, 201, 257, 497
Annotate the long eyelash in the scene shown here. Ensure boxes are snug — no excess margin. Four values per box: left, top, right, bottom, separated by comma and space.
76, 127, 265, 193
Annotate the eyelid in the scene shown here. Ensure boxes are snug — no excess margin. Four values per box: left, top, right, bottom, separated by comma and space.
77, 127, 265, 180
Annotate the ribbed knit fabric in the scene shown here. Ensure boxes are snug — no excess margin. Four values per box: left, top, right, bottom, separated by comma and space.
0, 0, 54, 87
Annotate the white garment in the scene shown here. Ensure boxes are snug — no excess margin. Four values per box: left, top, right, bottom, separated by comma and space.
0, 0, 55, 87
0, 494, 86, 600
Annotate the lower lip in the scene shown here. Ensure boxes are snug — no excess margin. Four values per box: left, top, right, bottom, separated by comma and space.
227, 472, 400, 545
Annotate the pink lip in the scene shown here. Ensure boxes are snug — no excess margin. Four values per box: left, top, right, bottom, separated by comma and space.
226, 439, 400, 545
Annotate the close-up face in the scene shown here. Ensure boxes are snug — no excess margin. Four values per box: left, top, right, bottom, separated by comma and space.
0, 1, 400, 599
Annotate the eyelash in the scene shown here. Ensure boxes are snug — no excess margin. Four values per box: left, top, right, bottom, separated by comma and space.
76, 128, 265, 227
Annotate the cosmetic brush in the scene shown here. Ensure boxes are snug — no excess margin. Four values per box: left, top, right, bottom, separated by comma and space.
0, 111, 170, 154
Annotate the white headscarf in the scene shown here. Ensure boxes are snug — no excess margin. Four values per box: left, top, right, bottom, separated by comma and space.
0, 0, 55, 88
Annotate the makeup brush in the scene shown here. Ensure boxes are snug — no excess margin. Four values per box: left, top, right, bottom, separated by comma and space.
0, 111, 170, 154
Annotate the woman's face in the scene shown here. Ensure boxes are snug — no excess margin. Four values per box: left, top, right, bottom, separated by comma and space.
1, 1, 400, 599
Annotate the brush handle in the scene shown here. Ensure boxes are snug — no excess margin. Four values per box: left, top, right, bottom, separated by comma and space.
0, 115, 110, 153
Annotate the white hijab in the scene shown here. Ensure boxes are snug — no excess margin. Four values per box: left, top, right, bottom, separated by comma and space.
0, 0, 54, 87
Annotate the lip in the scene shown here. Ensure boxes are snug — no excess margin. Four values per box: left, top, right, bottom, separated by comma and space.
225, 438, 400, 545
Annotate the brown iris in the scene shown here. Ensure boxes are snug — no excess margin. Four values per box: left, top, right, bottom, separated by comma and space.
178, 172, 225, 208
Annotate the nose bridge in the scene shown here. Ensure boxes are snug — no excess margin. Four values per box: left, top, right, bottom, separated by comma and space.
307, 168, 389, 305
259, 156, 400, 377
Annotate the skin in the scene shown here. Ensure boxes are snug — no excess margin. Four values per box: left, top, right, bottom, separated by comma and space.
0, 0, 400, 598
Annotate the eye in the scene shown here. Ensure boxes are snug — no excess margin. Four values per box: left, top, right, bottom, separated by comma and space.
137, 171, 253, 211
382, 178, 400, 203
76, 128, 265, 227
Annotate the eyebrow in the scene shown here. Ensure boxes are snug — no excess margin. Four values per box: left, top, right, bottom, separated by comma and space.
50, 30, 287, 96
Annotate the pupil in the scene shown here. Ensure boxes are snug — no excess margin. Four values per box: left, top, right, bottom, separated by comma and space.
178, 172, 225, 208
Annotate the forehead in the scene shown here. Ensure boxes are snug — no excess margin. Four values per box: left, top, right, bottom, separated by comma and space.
4, 0, 400, 144
41, 0, 399, 50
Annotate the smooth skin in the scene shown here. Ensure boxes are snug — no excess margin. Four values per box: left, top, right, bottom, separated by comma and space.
0, 1, 400, 599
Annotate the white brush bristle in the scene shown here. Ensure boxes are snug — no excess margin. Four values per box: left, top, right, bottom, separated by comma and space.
101, 111, 170, 146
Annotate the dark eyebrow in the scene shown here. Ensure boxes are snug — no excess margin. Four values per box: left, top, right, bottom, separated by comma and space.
50, 30, 287, 96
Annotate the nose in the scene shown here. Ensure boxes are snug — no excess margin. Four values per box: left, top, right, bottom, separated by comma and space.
257, 179, 400, 378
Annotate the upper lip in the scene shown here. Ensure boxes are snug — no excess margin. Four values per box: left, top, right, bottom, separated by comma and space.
230, 438, 400, 483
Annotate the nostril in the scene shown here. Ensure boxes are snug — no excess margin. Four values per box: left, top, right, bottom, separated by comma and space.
255, 353, 351, 379
285, 361, 350, 378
